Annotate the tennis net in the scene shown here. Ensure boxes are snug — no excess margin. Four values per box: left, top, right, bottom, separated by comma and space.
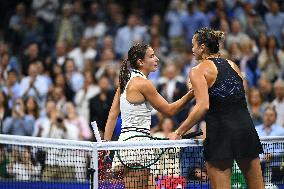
0, 134, 284, 189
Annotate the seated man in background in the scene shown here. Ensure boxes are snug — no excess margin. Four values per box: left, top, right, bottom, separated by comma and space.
256, 105, 284, 185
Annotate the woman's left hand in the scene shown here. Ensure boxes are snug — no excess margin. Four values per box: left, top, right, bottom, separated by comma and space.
168, 132, 182, 140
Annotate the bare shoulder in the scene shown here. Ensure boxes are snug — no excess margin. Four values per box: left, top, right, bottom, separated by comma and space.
226, 59, 237, 69
190, 60, 218, 87
195, 60, 218, 75
199, 59, 217, 71
226, 59, 242, 76
129, 76, 153, 90
132, 76, 151, 85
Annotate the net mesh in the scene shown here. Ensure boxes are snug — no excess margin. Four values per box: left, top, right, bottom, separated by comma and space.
0, 135, 284, 189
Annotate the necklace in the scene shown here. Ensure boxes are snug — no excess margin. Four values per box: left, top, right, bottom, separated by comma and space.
204, 53, 221, 60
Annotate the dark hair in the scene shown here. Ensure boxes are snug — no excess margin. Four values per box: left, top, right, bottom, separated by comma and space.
119, 43, 150, 93
24, 96, 40, 119
7, 69, 18, 76
194, 27, 225, 54
62, 58, 76, 74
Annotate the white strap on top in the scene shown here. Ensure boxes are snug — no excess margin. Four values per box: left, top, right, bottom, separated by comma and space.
123, 70, 147, 93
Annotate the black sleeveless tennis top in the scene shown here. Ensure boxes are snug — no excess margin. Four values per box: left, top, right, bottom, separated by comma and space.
204, 58, 263, 161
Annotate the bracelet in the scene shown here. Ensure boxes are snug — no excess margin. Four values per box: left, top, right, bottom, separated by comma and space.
174, 130, 182, 137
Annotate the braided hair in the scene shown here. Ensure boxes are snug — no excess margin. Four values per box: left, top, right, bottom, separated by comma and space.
119, 43, 150, 94
194, 27, 225, 54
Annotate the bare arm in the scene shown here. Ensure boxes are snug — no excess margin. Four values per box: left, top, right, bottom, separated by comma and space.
140, 80, 194, 117
169, 66, 209, 139
104, 88, 121, 141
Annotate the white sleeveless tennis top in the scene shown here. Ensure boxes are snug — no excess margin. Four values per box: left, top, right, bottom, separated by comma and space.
119, 70, 153, 140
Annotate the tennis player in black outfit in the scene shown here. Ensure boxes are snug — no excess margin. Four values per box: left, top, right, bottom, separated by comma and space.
169, 28, 264, 189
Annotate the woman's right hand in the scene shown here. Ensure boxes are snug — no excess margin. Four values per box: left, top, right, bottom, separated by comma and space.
168, 132, 182, 140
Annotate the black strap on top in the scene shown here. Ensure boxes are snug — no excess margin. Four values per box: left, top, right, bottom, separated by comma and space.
132, 69, 145, 77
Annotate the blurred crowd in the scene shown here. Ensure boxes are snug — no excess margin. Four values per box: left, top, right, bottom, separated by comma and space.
0, 0, 283, 143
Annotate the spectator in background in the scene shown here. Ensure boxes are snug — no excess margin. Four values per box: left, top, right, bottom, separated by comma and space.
228, 42, 242, 63
72, 0, 85, 19
244, 3, 266, 39
152, 117, 175, 138
0, 53, 15, 82
153, 117, 182, 176
157, 64, 186, 103
148, 22, 169, 68
88, 1, 107, 23
3, 98, 34, 136
238, 37, 259, 87
35, 60, 52, 89
181, 47, 197, 79
279, 46, 284, 78
181, 1, 209, 44
64, 102, 92, 141
0, 92, 11, 134
50, 63, 63, 80
164, 0, 186, 44
19, 63, 49, 106
258, 77, 275, 102
157, 64, 188, 124
74, 71, 100, 123
22, 13, 43, 51
258, 36, 281, 82
115, 14, 147, 57
247, 88, 267, 126
95, 48, 119, 80
264, 1, 284, 48
272, 79, 284, 127
0, 145, 13, 178
7, 147, 41, 181
21, 43, 40, 76
33, 99, 55, 137
34, 103, 74, 139
257, 32, 268, 52
2, 70, 20, 108
68, 37, 97, 72
50, 86, 67, 112
55, 3, 84, 47
148, 14, 165, 39
24, 96, 40, 120
89, 76, 115, 133
32, 0, 59, 51
101, 35, 115, 51
105, 2, 124, 37
53, 73, 74, 102
226, 20, 249, 49
256, 105, 284, 136
256, 105, 284, 185
8, 3, 26, 54
0, 52, 20, 86
63, 58, 84, 92
83, 15, 107, 41
52, 41, 68, 66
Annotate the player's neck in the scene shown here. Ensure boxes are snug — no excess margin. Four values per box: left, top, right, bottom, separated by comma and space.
202, 53, 220, 60
132, 69, 148, 78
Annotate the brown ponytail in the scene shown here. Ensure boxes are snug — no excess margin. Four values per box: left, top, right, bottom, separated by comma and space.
119, 59, 131, 94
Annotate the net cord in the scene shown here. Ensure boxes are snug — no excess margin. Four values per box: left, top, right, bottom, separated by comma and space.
0, 134, 283, 150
